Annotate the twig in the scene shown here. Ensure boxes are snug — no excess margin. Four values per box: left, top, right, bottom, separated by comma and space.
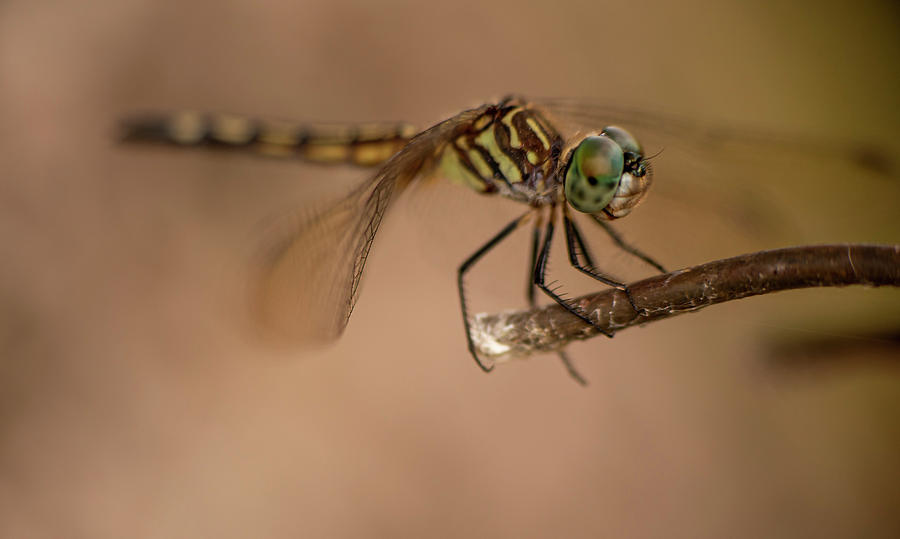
471, 244, 900, 363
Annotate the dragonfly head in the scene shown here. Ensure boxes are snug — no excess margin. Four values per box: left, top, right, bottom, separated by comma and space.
562, 126, 652, 219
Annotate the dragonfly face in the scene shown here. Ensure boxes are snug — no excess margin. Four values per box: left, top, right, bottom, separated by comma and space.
562, 128, 652, 219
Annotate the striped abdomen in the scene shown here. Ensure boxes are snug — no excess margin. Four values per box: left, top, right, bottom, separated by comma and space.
436, 101, 564, 199
120, 111, 418, 167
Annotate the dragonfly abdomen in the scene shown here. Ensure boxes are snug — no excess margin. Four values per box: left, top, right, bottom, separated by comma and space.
120, 111, 417, 167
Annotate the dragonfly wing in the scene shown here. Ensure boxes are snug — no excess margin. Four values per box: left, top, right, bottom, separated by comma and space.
536, 97, 898, 179
253, 173, 392, 342
535, 97, 899, 249
252, 105, 488, 343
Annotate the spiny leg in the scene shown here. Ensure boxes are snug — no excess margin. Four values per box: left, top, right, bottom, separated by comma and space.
557, 350, 588, 386
459, 211, 532, 372
569, 212, 597, 269
525, 212, 587, 385
564, 209, 645, 316
533, 205, 613, 337
589, 214, 667, 273
526, 216, 543, 308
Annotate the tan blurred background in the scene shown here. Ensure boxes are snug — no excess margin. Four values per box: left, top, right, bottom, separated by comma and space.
1, 0, 899, 537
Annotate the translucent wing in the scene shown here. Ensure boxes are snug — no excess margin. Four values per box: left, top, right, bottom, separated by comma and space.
534, 97, 899, 244
535, 96, 898, 180
253, 105, 489, 342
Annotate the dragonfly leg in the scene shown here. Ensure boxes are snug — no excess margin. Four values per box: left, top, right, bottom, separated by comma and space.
589, 214, 667, 273
557, 350, 588, 386
526, 216, 543, 308
568, 212, 597, 269
564, 211, 646, 317
534, 205, 614, 337
459, 211, 533, 373
527, 212, 589, 385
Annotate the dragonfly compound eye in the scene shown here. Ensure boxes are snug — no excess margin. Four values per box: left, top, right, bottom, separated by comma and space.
564, 136, 624, 213
600, 125, 643, 156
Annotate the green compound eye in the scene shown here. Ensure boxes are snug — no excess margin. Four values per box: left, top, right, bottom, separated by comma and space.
564, 136, 624, 213
600, 125, 642, 156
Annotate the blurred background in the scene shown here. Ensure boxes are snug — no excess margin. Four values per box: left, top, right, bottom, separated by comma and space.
1, 0, 899, 537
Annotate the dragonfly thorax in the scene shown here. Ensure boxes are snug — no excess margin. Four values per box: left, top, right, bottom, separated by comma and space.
434, 101, 566, 206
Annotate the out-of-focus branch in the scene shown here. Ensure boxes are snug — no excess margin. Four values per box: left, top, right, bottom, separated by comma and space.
471, 244, 900, 363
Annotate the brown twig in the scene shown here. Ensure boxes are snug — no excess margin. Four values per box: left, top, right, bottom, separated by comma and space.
471, 244, 900, 363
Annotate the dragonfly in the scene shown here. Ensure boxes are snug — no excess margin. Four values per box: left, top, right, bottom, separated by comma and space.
120, 95, 894, 383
